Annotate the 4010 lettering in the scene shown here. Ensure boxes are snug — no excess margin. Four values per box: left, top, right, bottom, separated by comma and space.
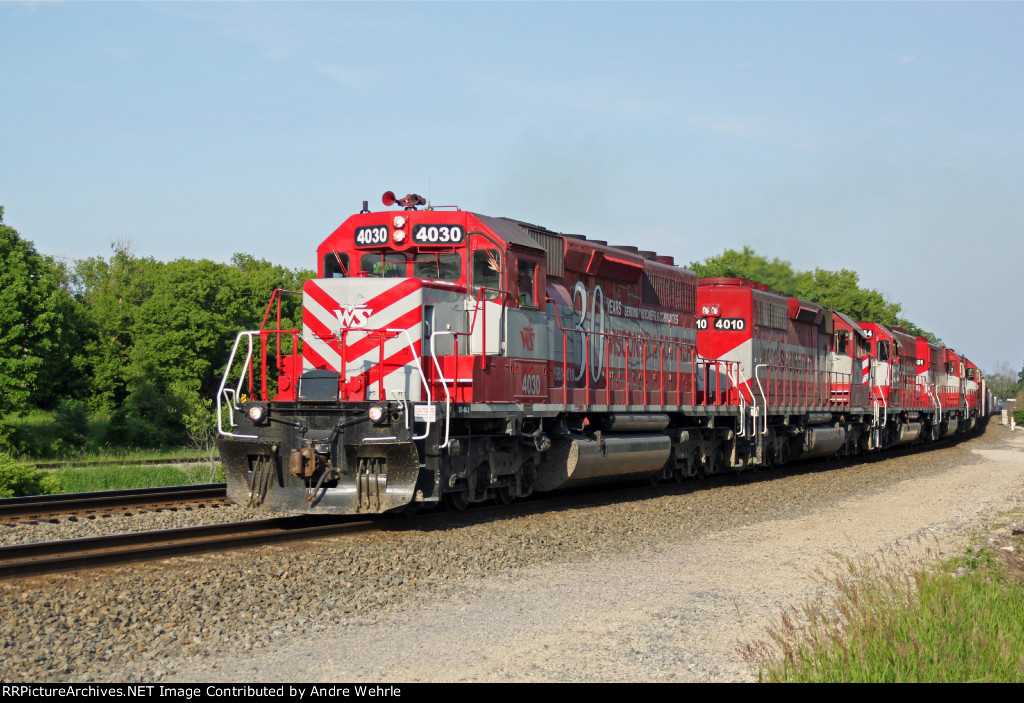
696, 317, 746, 331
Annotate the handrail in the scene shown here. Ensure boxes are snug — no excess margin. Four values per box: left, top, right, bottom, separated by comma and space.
550, 324, 700, 407
337, 326, 434, 440
217, 331, 259, 440
429, 329, 458, 449
752, 363, 853, 411
870, 385, 888, 427
258, 289, 302, 401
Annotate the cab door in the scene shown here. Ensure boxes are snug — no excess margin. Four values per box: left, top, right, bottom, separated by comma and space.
468, 235, 505, 355
505, 246, 548, 402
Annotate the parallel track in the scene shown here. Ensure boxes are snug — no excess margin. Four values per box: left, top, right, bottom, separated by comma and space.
0, 484, 228, 521
0, 515, 375, 580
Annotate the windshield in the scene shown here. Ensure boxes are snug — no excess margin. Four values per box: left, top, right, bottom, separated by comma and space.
359, 251, 462, 281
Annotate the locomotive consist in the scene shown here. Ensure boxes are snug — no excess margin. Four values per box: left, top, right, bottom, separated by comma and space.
215, 193, 989, 514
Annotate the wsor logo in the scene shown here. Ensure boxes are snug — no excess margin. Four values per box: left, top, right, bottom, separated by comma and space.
334, 295, 373, 329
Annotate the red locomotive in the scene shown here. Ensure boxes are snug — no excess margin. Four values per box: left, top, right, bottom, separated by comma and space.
216, 194, 989, 513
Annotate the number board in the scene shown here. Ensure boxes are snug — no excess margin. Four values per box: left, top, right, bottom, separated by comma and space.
713, 317, 747, 331
412, 224, 465, 245
354, 226, 390, 248
696, 317, 747, 331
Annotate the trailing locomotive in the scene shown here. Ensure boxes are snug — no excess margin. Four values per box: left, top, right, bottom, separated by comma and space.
215, 193, 989, 514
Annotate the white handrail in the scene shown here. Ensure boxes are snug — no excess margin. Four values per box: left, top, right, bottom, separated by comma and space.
377, 327, 433, 441
429, 329, 456, 449
753, 363, 769, 436
217, 331, 259, 440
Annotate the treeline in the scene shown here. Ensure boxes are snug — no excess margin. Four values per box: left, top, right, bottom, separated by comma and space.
0, 206, 311, 454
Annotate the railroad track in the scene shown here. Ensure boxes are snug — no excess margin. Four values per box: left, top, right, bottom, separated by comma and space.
0, 484, 228, 522
0, 514, 377, 579
0, 483, 643, 580
1, 436, 977, 581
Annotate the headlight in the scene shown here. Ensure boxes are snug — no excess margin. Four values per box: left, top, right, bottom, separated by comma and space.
393, 215, 407, 229
368, 404, 386, 424
247, 404, 265, 423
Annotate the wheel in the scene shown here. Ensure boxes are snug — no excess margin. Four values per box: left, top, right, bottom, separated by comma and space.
495, 486, 515, 505
694, 450, 708, 479
713, 447, 727, 473
445, 491, 469, 511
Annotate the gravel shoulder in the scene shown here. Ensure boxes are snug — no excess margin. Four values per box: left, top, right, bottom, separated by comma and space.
177, 423, 1024, 683
3, 422, 1022, 682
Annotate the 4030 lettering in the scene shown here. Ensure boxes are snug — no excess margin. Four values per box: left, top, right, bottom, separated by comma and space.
354, 226, 389, 247
413, 224, 465, 244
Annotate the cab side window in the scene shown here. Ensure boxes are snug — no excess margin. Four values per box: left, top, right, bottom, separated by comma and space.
857, 336, 870, 358
472, 249, 502, 292
834, 330, 849, 355
517, 261, 536, 307
323, 253, 350, 278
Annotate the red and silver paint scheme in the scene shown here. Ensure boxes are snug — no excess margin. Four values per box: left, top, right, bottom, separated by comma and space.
303, 277, 426, 402
214, 194, 990, 516
696, 278, 834, 410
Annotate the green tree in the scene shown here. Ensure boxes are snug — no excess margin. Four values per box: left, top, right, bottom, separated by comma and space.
986, 361, 1023, 400
73, 242, 159, 411
74, 245, 312, 446
0, 207, 89, 446
689, 246, 798, 293
793, 268, 930, 339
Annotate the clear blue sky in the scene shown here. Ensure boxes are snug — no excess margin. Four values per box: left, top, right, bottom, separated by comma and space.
2, 1, 1022, 374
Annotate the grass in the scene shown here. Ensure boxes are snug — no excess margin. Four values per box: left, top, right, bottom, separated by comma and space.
740, 530, 1024, 682
3, 409, 223, 495
51, 462, 225, 493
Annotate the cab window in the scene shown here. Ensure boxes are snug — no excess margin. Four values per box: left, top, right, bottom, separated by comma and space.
834, 330, 849, 355
857, 336, 870, 357
517, 261, 536, 307
323, 253, 350, 278
413, 252, 462, 281
361, 252, 406, 278
473, 249, 502, 292
877, 340, 890, 362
